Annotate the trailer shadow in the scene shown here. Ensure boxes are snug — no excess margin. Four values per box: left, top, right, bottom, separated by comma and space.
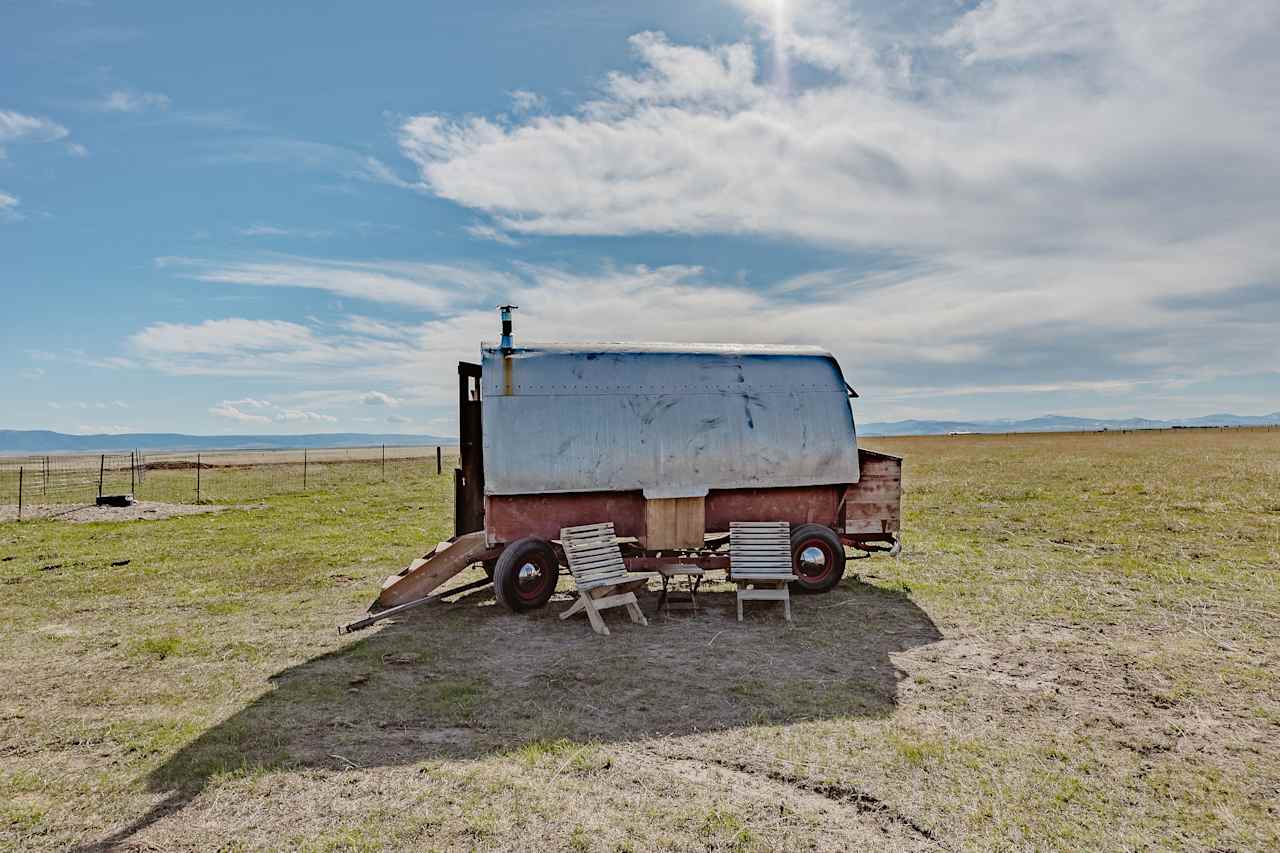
84, 575, 941, 850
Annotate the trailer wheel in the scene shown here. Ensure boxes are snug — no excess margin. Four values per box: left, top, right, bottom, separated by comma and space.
790, 524, 845, 593
492, 537, 560, 612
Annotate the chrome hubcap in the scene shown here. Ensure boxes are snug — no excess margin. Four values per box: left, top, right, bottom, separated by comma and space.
798, 545, 826, 576
517, 561, 543, 586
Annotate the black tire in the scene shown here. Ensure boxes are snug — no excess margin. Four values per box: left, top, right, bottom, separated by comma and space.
790, 524, 846, 593
492, 537, 560, 612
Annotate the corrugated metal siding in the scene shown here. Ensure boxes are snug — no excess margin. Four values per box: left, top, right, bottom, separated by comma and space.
481, 342, 860, 496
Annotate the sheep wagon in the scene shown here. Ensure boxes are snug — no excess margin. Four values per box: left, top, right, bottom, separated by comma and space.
346, 326, 901, 630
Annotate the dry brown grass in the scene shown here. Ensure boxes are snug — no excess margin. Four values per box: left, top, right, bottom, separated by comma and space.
2, 429, 1278, 850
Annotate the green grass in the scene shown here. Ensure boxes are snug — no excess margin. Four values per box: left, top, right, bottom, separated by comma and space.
1, 429, 1278, 850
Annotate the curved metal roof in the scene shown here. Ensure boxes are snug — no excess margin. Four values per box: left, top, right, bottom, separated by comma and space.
481, 341, 860, 496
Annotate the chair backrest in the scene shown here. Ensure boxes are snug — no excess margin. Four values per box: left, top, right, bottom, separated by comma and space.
560, 522, 629, 591
729, 521, 794, 579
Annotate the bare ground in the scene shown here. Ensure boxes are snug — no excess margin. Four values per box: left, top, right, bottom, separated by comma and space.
0, 501, 253, 523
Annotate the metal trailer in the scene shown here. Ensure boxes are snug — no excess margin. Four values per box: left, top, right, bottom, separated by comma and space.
345, 318, 900, 631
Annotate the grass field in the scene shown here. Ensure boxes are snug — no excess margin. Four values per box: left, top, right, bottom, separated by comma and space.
2, 429, 1278, 851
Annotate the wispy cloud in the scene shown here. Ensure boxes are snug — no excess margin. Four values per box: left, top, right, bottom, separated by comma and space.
100, 89, 171, 113
374, 0, 1280, 419
137, 249, 1280, 423
273, 409, 337, 424
237, 224, 332, 239
209, 402, 271, 425
156, 255, 517, 311
203, 137, 417, 189
361, 391, 401, 407
0, 191, 21, 222
0, 110, 69, 143
74, 424, 136, 435
209, 398, 337, 425
464, 223, 522, 246
508, 89, 546, 113
0, 110, 82, 161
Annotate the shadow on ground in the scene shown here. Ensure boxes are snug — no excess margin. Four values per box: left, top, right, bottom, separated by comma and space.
84, 572, 941, 850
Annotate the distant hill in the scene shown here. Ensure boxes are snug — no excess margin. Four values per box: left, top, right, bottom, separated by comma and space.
0, 430, 457, 454
859, 412, 1280, 436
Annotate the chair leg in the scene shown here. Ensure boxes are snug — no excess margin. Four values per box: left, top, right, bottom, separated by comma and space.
625, 593, 647, 626
560, 595, 587, 620
736, 585, 744, 622
583, 596, 609, 635
783, 587, 792, 622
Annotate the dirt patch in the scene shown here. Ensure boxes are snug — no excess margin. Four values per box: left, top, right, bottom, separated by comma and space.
0, 501, 256, 523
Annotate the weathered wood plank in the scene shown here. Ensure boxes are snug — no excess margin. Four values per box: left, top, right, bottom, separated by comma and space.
376, 530, 490, 608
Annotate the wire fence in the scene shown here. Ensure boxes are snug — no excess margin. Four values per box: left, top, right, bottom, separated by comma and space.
0, 445, 455, 519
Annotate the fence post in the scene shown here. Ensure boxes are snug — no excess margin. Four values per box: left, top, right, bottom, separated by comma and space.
303, 449, 308, 490
98, 454, 105, 498
17, 466, 23, 522
43, 456, 48, 495
436, 445, 442, 475
130, 451, 136, 495
196, 454, 201, 503
381, 444, 386, 482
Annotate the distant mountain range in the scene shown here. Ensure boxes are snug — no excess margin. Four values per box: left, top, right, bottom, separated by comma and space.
859, 412, 1280, 436
0, 430, 456, 454
3, 412, 1278, 452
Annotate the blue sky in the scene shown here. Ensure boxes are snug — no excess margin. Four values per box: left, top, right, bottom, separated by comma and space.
3, 0, 1278, 437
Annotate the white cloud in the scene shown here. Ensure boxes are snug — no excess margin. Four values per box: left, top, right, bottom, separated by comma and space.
0, 110, 69, 143
209, 397, 336, 426
209, 402, 272, 425
131, 248, 1280, 424
362, 391, 401, 407
156, 256, 515, 311
386, 414, 412, 425
374, 0, 1280, 419
274, 409, 337, 424
464, 222, 521, 246
66, 142, 89, 157
0, 191, 20, 222
101, 90, 171, 113
508, 89, 546, 113
237, 224, 331, 238
133, 318, 318, 355
74, 424, 135, 435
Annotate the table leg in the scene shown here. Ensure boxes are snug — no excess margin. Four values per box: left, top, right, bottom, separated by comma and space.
655, 573, 670, 616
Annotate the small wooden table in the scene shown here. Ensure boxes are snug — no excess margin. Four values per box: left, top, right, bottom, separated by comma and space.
654, 565, 704, 614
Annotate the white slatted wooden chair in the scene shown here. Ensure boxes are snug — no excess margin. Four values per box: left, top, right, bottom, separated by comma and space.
729, 521, 795, 622
559, 522, 649, 635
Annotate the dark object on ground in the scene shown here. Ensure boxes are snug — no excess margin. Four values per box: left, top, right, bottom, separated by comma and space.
96, 494, 136, 507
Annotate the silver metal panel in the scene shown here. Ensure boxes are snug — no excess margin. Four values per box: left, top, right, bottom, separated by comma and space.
481, 341, 860, 495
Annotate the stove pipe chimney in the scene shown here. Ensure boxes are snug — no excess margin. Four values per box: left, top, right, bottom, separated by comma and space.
498, 305, 517, 349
